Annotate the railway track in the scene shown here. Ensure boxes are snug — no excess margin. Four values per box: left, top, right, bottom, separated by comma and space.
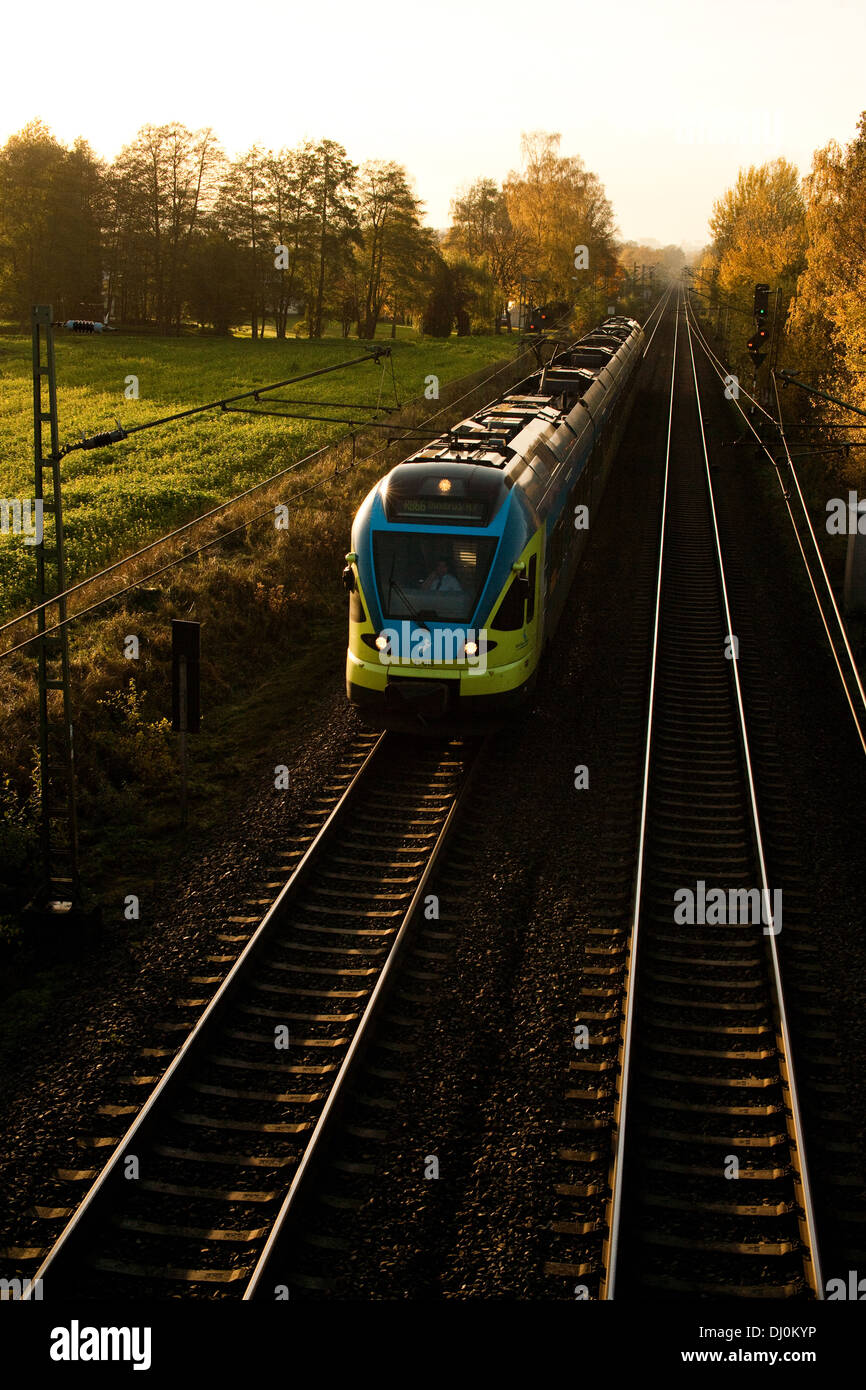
240, 290, 679, 1302
26, 730, 485, 1299
550, 289, 824, 1299
18, 286, 838, 1303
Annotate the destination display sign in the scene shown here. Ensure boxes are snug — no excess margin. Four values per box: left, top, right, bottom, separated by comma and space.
390, 496, 487, 524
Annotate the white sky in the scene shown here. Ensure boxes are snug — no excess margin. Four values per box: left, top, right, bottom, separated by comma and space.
2, 0, 864, 248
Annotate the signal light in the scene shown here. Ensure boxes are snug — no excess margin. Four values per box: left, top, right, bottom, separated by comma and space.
747, 326, 769, 364
753, 283, 770, 320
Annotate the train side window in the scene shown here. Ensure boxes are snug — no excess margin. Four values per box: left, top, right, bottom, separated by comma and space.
526, 554, 537, 622
491, 574, 526, 631
349, 588, 366, 624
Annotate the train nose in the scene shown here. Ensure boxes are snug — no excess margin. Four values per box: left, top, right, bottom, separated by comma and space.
376, 621, 476, 666
384, 676, 453, 718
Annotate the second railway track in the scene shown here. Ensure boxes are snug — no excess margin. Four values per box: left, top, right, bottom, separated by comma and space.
27, 730, 485, 1299
551, 289, 824, 1299
606, 294, 821, 1298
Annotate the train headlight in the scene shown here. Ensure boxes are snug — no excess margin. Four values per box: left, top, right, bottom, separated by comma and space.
438, 478, 452, 492
375, 633, 390, 651
464, 640, 478, 657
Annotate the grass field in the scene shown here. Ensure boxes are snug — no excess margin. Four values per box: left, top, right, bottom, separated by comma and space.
0, 324, 514, 617
0, 321, 529, 946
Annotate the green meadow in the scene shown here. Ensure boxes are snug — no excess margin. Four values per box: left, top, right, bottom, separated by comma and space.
0, 323, 524, 933
0, 325, 512, 617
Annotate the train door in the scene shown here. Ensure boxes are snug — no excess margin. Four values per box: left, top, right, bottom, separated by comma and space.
525, 550, 540, 666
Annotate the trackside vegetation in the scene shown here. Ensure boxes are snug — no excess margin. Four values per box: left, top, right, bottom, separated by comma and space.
0, 329, 532, 944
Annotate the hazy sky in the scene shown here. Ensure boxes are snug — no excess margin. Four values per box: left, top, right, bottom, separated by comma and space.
3, 0, 864, 247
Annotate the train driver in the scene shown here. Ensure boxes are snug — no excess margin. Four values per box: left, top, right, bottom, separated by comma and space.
421, 557, 463, 593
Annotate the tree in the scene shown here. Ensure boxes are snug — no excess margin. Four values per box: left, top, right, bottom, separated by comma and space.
103, 154, 151, 323
422, 256, 455, 337
306, 140, 358, 338
264, 143, 318, 337
617, 242, 686, 281
109, 123, 223, 333
697, 158, 807, 382
445, 178, 531, 331
787, 115, 866, 466
421, 254, 483, 337
185, 221, 246, 334
708, 158, 806, 301
355, 161, 426, 339
448, 178, 501, 260
0, 122, 104, 323
449, 257, 485, 335
379, 217, 438, 335
215, 146, 270, 338
504, 131, 618, 313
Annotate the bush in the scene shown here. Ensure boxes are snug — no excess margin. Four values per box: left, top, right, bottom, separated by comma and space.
0, 769, 39, 907
92, 678, 175, 789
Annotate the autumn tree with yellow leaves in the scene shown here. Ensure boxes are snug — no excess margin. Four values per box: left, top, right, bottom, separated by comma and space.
697, 118, 866, 483
504, 131, 619, 323
706, 158, 807, 302
787, 115, 866, 445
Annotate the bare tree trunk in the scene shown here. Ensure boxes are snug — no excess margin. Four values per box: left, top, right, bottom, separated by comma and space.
313, 150, 329, 338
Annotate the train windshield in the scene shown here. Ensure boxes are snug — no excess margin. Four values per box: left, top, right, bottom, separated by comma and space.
373, 532, 497, 623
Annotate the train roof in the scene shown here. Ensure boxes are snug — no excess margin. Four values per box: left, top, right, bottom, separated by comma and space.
400, 317, 642, 475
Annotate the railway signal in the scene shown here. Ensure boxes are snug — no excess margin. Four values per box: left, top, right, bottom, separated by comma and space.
748, 284, 771, 365
747, 326, 769, 364
753, 284, 770, 323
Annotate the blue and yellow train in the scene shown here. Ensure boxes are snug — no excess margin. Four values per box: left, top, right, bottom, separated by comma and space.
343, 315, 644, 725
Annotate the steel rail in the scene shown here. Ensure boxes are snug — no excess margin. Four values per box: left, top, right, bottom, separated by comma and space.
685, 301, 866, 758
770, 370, 866, 716
641, 284, 674, 358
602, 290, 824, 1298
25, 731, 394, 1295
27, 729, 485, 1298
600, 285, 680, 1299
243, 734, 489, 1299
684, 308, 824, 1296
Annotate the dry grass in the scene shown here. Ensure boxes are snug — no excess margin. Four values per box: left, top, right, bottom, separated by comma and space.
0, 344, 540, 916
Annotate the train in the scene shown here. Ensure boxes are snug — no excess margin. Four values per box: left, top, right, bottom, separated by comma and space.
343, 315, 645, 726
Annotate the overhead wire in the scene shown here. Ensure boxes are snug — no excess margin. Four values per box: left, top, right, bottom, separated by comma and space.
1, 339, 546, 655
3, 294, 669, 658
